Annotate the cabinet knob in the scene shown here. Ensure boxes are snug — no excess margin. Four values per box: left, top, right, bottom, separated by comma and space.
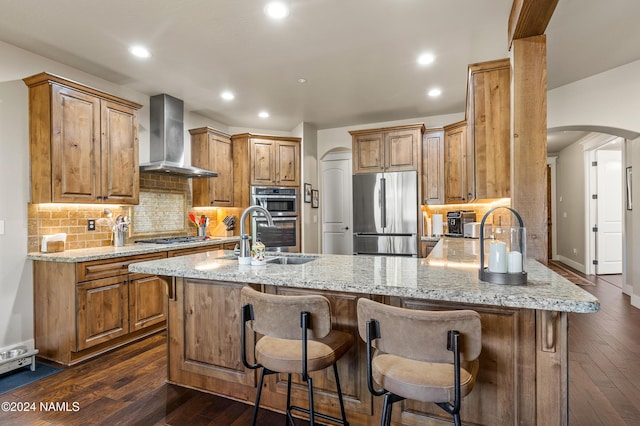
344, 227, 349, 230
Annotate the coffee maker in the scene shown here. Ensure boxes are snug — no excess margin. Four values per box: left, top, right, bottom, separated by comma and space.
445, 211, 476, 237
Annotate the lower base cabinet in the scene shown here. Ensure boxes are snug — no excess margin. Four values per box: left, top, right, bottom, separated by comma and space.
34, 253, 168, 365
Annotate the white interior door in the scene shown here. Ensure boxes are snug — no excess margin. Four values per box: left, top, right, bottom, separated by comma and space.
321, 152, 352, 254
596, 149, 623, 274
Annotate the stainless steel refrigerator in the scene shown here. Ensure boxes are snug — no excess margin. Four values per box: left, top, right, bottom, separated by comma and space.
353, 171, 418, 256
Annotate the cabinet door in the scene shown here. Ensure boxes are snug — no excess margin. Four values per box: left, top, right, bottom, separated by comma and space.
191, 132, 211, 207
129, 274, 167, 332
101, 100, 139, 204
353, 132, 384, 173
384, 129, 419, 171
471, 64, 510, 200
444, 123, 468, 204
422, 130, 445, 204
210, 133, 234, 205
173, 278, 256, 386
76, 276, 129, 351
275, 140, 300, 186
51, 84, 101, 203
251, 138, 276, 185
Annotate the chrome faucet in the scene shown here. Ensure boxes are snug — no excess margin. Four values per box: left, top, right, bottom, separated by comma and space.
239, 205, 274, 260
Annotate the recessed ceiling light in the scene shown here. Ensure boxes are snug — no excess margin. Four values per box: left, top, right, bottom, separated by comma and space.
221, 91, 235, 101
428, 88, 442, 97
264, 1, 289, 19
129, 45, 151, 58
417, 52, 435, 66
297, 78, 307, 84
258, 111, 270, 118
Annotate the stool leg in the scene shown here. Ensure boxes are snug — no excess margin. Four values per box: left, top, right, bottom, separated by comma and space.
286, 373, 292, 426
252, 368, 267, 426
333, 363, 349, 425
307, 376, 315, 425
381, 393, 393, 426
453, 413, 461, 426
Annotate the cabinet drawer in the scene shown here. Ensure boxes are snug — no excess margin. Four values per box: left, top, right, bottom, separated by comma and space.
168, 244, 224, 257
77, 253, 167, 282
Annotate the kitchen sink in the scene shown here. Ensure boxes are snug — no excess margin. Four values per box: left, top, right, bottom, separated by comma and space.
266, 256, 317, 265
215, 254, 317, 265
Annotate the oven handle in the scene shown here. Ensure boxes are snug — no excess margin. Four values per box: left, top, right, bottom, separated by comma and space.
253, 217, 297, 222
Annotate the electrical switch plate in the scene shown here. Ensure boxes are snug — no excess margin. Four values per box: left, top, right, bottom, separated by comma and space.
88, 219, 96, 231
0, 219, 4, 235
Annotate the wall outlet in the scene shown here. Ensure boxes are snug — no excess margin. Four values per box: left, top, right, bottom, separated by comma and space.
573, 248, 578, 255
88, 219, 96, 231
0, 219, 4, 235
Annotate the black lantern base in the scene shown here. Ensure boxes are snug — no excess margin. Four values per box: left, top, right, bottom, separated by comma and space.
479, 268, 528, 285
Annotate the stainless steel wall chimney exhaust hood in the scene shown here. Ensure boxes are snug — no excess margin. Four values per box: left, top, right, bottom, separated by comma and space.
139, 94, 218, 178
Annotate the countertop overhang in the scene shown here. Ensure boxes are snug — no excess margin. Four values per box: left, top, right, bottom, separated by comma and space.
128, 239, 600, 313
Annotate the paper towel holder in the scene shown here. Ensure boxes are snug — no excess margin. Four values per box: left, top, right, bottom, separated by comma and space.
479, 206, 528, 285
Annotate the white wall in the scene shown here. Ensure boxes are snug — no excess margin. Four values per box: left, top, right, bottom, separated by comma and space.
548, 58, 640, 307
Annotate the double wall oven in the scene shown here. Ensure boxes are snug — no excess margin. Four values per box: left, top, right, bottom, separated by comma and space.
251, 186, 300, 252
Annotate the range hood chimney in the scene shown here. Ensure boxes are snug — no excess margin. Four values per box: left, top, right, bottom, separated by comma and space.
139, 94, 218, 178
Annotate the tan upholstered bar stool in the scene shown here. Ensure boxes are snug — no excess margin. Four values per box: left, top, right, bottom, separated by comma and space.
357, 298, 482, 426
241, 286, 354, 426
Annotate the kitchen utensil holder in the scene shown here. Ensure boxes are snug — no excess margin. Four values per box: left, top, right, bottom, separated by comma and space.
198, 226, 207, 237
479, 206, 528, 285
114, 230, 126, 247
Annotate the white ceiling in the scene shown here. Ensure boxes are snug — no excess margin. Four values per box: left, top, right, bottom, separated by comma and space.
1, 0, 639, 140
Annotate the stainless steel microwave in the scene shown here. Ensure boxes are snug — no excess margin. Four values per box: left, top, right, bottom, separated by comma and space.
251, 186, 298, 216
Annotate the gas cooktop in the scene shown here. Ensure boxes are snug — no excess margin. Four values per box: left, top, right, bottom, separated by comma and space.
135, 236, 208, 244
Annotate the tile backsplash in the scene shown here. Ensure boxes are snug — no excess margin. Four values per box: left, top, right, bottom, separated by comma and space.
28, 173, 242, 253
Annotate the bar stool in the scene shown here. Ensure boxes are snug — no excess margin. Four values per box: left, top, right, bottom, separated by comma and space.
357, 298, 482, 426
241, 286, 353, 426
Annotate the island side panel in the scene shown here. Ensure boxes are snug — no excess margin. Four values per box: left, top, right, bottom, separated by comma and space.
168, 277, 257, 395
389, 297, 538, 426
536, 310, 568, 426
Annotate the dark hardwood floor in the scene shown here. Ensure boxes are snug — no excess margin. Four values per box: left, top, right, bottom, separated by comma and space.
1, 269, 638, 425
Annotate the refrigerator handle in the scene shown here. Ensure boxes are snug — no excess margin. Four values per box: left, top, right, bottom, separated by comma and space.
381, 177, 387, 228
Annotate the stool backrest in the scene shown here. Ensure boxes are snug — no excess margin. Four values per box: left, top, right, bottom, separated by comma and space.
241, 286, 332, 340
357, 298, 482, 363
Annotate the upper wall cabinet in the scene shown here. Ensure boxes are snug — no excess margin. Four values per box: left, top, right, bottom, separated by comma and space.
421, 128, 445, 205
231, 133, 301, 208
190, 127, 233, 207
466, 59, 511, 201
349, 124, 425, 174
443, 121, 471, 204
24, 73, 142, 204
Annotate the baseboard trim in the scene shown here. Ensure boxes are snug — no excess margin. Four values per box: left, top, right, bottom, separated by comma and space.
557, 256, 586, 274
631, 293, 640, 309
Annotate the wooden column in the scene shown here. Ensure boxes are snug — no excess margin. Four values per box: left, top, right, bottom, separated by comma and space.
511, 35, 548, 261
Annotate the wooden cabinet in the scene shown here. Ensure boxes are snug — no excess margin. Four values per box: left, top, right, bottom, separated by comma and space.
350, 124, 425, 174
33, 252, 167, 365
190, 127, 234, 207
249, 138, 299, 186
466, 59, 511, 201
231, 133, 301, 208
23, 72, 142, 204
444, 121, 473, 203
76, 275, 129, 351
421, 129, 445, 205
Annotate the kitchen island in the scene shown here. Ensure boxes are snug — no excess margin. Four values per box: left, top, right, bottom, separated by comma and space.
130, 239, 599, 426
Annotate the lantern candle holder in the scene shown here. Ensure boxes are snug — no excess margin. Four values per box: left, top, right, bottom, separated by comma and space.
479, 206, 528, 285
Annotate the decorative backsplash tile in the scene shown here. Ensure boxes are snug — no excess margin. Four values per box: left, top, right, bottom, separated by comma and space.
27, 173, 242, 253
133, 191, 186, 234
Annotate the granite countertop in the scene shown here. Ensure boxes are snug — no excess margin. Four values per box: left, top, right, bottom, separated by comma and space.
128, 239, 600, 313
26, 236, 241, 263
